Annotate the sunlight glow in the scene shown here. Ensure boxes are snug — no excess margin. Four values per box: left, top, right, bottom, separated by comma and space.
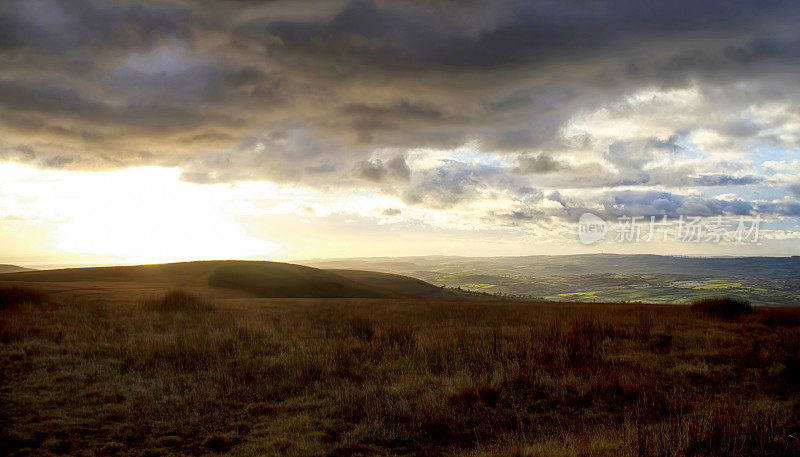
0, 164, 279, 264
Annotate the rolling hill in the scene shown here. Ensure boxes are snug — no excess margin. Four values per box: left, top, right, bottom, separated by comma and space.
0, 260, 449, 300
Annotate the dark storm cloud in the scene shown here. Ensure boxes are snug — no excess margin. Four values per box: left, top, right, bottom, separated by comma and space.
264, 0, 797, 69
0, 77, 232, 137
627, 35, 800, 86
0, 0, 188, 53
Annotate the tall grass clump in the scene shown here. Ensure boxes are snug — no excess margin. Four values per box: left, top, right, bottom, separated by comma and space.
141, 289, 211, 313
691, 296, 753, 319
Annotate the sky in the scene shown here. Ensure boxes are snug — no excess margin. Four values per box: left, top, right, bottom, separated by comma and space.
1, 0, 800, 266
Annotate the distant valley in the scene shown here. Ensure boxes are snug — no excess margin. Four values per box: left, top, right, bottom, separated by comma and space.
300, 254, 800, 306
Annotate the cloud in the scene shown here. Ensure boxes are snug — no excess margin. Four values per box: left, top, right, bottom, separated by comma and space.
604, 136, 682, 169
104, 43, 221, 103
690, 174, 763, 186
179, 126, 348, 184
354, 155, 411, 182
515, 153, 565, 174
2, 0, 800, 238
401, 160, 503, 209
601, 190, 754, 218
756, 198, 800, 217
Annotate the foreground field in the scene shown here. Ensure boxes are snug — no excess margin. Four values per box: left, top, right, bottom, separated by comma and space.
2, 296, 799, 456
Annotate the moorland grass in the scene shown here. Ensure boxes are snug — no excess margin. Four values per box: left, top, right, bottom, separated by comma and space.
1, 296, 798, 456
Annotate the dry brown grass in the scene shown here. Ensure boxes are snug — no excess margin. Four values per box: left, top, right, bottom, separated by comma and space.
1, 295, 798, 456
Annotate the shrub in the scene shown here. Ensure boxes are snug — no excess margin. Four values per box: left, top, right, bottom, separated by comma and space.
690, 297, 752, 319
141, 290, 211, 313
0, 286, 48, 309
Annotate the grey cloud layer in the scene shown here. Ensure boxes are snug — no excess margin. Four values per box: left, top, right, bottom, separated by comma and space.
1, 0, 799, 224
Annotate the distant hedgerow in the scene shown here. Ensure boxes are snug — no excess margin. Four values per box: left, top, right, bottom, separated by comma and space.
691, 296, 753, 319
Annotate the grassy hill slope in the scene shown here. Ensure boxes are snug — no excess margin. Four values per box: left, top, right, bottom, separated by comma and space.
0, 260, 448, 299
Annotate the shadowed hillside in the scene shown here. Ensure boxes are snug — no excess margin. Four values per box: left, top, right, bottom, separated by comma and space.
207, 262, 439, 298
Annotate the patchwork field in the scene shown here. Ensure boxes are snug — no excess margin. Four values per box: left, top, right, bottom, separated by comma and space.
2, 289, 799, 456
427, 273, 800, 306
